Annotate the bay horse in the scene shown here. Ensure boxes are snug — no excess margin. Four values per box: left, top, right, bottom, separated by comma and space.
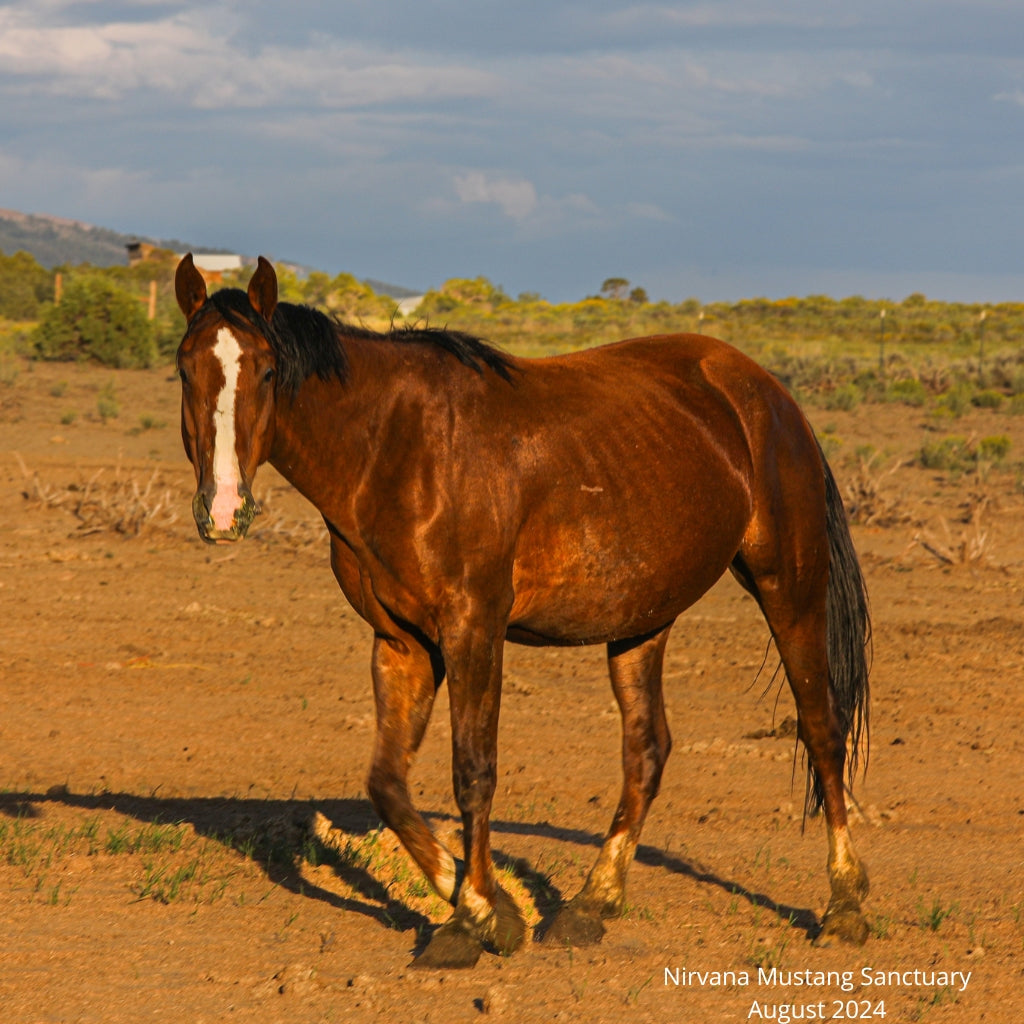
174, 254, 871, 968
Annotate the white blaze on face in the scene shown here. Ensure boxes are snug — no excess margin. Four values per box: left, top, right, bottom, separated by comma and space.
209, 327, 244, 530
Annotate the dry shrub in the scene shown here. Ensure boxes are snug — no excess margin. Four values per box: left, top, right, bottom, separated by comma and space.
910, 499, 993, 568
16, 453, 181, 537
844, 453, 915, 527
17, 456, 327, 547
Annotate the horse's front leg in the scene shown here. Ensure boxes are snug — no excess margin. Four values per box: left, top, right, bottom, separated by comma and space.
415, 624, 527, 969
365, 633, 462, 902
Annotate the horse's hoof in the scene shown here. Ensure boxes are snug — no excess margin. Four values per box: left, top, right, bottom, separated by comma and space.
412, 918, 484, 970
492, 886, 527, 955
543, 902, 607, 948
814, 908, 870, 947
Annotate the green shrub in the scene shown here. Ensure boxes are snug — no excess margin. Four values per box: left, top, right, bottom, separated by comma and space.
919, 435, 970, 471
852, 369, 885, 402
971, 389, 1004, 409
920, 434, 1011, 472
818, 433, 842, 462
824, 383, 862, 411
934, 383, 973, 419
885, 378, 927, 406
978, 434, 1011, 463
0, 250, 51, 320
97, 380, 119, 422
32, 277, 155, 368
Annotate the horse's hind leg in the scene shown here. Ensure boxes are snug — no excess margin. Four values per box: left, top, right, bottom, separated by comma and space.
544, 624, 673, 947
734, 546, 869, 945
772, 610, 869, 945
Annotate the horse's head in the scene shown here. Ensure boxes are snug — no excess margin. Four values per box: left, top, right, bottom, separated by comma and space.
175, 254, 279, 544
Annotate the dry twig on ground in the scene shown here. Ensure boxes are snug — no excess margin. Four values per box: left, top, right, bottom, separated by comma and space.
16, 452, 181, 537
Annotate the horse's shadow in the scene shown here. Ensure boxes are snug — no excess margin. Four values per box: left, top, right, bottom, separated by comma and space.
0, 788, 819, 943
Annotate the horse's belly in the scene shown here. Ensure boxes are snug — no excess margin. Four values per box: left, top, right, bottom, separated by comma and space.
508, 512, 746, 646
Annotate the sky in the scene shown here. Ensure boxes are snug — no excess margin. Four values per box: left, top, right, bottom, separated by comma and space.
1, 0, 1023, 304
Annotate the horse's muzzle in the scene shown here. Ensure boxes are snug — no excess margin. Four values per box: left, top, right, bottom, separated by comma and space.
192, 488, 260, 543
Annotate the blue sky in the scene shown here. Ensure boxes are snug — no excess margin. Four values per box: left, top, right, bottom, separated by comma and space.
1, 1, 1023, 303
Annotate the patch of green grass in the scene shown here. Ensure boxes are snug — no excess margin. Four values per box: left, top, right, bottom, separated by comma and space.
132, 858, 204, 904
96, 379, 119, 422
624, 975, 654, 1005
917, 896, 957, 932
0, 354, 21, 385
0, 814, 104, 902
746, 931, 791, 970
127, 413, 168, 435
103, 821, 185, 857
911, 986, 959, 1020
0, 811, 251, 908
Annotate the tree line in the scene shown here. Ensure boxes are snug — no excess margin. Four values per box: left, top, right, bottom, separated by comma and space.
0, 248, 1018, 383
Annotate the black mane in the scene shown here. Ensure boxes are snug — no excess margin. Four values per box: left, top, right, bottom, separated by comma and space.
186, 288, 514, 395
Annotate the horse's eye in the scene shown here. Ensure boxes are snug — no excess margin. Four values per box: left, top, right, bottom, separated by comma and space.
178, 368, 188, 386
263, 367, 275, 384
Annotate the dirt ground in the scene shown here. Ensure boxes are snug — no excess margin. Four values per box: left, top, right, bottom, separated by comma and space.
1, 356, 1022, 1024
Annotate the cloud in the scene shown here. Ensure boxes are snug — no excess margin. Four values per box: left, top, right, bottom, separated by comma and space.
0, 7, 214, 98
626, 202, 675, 223
597, 1, 842, 32
994, 89, 1024, 108
0, 3, 498, 108
1, 0, 1022, 305
454, 172, 539, 220
451, 172, 604, 235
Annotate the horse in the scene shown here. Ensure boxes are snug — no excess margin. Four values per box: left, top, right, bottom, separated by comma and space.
174, 253, 871, 968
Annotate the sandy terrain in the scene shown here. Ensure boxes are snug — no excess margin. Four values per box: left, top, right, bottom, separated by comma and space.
1, 356, 1022, 1023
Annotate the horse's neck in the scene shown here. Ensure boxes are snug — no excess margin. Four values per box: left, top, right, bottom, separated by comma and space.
268, 339, 413, 522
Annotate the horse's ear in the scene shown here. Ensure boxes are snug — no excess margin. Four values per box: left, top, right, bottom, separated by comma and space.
175, 254, 207, 321
247, 256, 278, 322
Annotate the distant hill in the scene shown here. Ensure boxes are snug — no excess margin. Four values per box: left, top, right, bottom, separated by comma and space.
364, 278, 422, 300
0, 209, 421, 299
0, 209, 418, 297
0, 208, 219, 269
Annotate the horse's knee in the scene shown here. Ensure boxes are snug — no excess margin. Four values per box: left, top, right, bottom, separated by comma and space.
366, 764, 405, 823
452, 764, 497, 816
652, 731, 672, 779
637, 731, 671, 801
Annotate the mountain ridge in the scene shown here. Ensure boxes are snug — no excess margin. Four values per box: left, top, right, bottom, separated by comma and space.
0, 208, 222, 269
0, 209, 420, 297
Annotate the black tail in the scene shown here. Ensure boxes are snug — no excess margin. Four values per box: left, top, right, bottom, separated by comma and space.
810, 451, 871, 813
